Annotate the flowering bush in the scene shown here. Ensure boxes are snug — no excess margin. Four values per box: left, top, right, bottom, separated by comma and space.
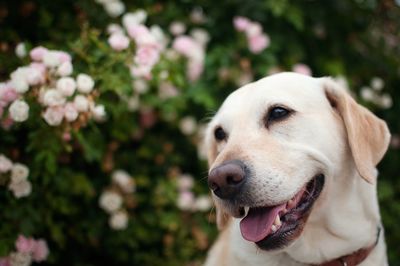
0, 0, 399, 265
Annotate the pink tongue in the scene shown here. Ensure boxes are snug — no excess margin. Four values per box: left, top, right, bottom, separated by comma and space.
240, 203, 286, 242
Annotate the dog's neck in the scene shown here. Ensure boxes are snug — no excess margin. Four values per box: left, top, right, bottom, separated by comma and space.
285, 165, 382, 265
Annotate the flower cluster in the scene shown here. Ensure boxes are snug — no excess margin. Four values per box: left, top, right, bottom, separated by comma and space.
172, 33, 206, 81
107, 9, 208, 82
106, 10, 167, 80
99, 170, 136, 230
0, 235, 49, 266
233, 16, 270, 54
95, 0, 125, 17
360, 77, 392, 109
176, 173, 212, 212
0, 154, 31, 198
0, 46, 106, 133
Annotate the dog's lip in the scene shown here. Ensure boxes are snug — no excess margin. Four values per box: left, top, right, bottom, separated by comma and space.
238, 174, 325, 249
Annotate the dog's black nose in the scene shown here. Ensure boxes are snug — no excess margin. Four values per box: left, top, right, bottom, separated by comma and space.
208, 160, 246, 199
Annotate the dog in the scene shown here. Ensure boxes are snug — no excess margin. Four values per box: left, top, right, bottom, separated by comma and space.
204, 72, 390, 266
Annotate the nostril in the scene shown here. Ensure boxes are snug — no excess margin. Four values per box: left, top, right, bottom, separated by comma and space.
209, 182, 219, 191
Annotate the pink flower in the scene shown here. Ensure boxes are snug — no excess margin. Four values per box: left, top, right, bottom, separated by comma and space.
172, 36, 198, 58
130, 66, 152, 80
26, 67, 44, 85
54, 51, 71, 63
177, 191, 195, 211
108, 33, 130, 51
134, 46, 160, 67
248, 34, 270, 54
15, 235, 35, 253
31, 239, 49, 262
292, 63, 312, 76
0, 155, 13, 173
187, 60, 204, 81
62, 132, 72, 142
57, 61, 73, 76
127, 24, 156, 47
0, 257, 10, 266
64, 102, 78, 122
177, 174, 194, 191
30, 46, 48, 61
30, 63, 47, 77
233, 16, 250, 32
0, 85, 18, 103
245, 22, 262, 37
43, 106, 64, 126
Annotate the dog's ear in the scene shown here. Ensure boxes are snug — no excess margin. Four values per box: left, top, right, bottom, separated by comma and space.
321, 77, 391, 183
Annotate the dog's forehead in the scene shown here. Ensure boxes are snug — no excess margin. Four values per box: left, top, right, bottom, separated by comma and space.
215, 73, 325, 121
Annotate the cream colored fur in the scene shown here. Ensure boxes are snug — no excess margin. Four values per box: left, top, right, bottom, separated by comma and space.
204, 72, 390, 266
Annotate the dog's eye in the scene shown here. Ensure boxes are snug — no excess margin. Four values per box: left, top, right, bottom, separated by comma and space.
266, 107, 291, 125
214, 127, 226, 141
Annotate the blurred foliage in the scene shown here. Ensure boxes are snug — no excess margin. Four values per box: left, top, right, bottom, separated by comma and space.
0, 0, 399, 265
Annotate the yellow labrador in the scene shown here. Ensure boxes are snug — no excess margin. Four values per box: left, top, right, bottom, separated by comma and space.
204, 73, 390, 266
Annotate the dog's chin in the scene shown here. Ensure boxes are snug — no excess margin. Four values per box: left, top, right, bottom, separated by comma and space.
227, 174, 325, 251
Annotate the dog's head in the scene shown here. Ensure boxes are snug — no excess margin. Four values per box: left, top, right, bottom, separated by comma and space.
205, 72, 390, 250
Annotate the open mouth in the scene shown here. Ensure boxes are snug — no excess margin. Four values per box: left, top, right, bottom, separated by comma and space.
239, 174, 325, 250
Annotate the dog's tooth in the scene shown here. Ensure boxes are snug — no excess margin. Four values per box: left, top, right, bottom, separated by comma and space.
271, 225, 277, 233
274, 215, 282, 226
287, 199, 295, 209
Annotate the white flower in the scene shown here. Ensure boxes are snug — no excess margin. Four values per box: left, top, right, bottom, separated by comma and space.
107, 23, 123, 35
76, 74, 95, 93
43, 51, 61, 67
104, 1, 125, 17
127, 96, 140, 111
371, 77, 384, 91
15, 43, 27, 58
11, 78, 29, 94
179, 116, 197, 135
150, 25, 168, 49
9, 251, 32, 266
122, 10, 147, 28
99, 191, 123, 214
190, 28, 210, 46
10, 163, 29, 184
169, 21, 186, 36
360, 87, 375, 101
0, 154, 13, 173
112, 170, 135, 193
56, 77, 76, 97
26, 68, 43, 86
8, 179, 32, 198
133, 79, 149, 94
43, 106, 64, 126
73, 95, 89, 112
64, 103, 78, 122
91, 104, 106, 121
193, 195, 212, 211
109, 210, 128, 230
177, 174, 194, 191
57, 61, 73, 76
43, 89, 66, 106
9, 100, 29, 122
380, 94, 392, 109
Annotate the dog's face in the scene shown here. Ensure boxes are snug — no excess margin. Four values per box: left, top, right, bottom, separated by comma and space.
205, 72, 390, 251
